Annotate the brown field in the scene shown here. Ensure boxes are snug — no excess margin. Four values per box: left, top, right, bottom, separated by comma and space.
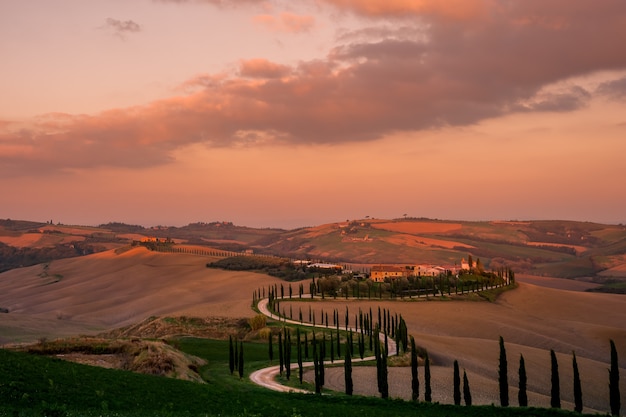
380, 234, 474, 250
0, 248, 624, 414
371, 221, 463, 234
527, 241, 588, 255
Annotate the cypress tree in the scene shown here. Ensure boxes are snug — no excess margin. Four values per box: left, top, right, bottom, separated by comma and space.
268, 333, 273, 363
297, 330, 303, 384
499, 336, 509, 407
380, 343, 389, 399
304, 332, 309, 359
425, 351, 432, 402
411, 336, 419, 401
344, 342, 353, 395
609, 339, 621, 416
550, 349, 561, 408
278, 331, 283, 375
330, 332, 335, 363
285, 329, 291, 380
518, 354, 528, 407
463, 369, 472, 406
319, 345, 325, 386
228, 335, 235, 375
314, 352, 321, 394
453, 360, 461, 405
573, 351, 583, 413
234, 340, 239, 369
336, 328, 341, 357
238, 341, 244, 379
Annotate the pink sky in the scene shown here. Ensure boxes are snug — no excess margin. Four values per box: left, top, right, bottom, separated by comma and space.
1, 0, 625, 229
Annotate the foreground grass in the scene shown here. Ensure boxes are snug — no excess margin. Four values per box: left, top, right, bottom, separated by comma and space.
0, 345, 595, 417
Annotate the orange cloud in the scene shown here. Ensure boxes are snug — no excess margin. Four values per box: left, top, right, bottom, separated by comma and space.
3, 0, 626, 177
239, 59, 292, 79
321, 0, 492, 20
253, 12, 315, 33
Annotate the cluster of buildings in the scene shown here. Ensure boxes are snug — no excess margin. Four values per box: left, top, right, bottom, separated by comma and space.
296, 259, 473, 282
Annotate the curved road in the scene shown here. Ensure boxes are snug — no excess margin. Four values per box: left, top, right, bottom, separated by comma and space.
249, 297, 397, 393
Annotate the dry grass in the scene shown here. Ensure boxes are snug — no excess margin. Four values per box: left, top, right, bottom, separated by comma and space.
1, 247, 624, 414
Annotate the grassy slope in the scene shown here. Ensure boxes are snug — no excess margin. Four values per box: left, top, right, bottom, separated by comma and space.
0, 344, 592, 417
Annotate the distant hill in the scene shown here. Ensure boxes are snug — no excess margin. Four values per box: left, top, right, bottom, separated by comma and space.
2, 217, 626, 282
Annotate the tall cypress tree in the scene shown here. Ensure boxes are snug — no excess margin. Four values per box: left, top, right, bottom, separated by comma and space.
238, 341, 244, 379
499, 336, 509, 407
425, 351, 432, 402
268, 333, 273, 363
453, 360, 461, 405
314, 351, 321, 394
284, 329, 291, 381
278, 331, 283, 375
518, 354, 528, 407
463, 370, 472, 406
411, 336, 419, 401
228, 335, 235, 375
344, 342, 353, 396
297, 331, 303, 384
550, 349, 561, 408
609, 339, 621, 416
573, 351, 583, 413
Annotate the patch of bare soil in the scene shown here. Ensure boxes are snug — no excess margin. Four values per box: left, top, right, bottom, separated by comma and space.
371, 221, 463, 234
15, 337, 206, 383
100, 315, 252, 340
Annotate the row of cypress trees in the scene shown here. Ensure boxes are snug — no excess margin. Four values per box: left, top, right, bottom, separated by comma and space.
499, 336, 621, 415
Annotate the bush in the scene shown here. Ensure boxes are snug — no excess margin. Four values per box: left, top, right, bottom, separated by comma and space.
249, 314, 267, 331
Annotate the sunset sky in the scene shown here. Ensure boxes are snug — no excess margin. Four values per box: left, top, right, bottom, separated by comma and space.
1, 0, 625, 229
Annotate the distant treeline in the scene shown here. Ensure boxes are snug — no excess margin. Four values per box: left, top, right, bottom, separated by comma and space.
0, 242, 105, 273
208, 256, 309, 281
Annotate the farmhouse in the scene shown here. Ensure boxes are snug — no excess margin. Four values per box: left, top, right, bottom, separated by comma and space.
370, 265, 409, 282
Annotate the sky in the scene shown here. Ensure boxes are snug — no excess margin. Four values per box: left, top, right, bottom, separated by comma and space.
1, 0, 626, 229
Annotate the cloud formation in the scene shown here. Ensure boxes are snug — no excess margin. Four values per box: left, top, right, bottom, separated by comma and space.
253, 12, 315, 33
103, 18, 142, 39
3, 0, 626, 176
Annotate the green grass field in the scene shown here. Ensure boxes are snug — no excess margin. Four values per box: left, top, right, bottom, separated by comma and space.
0, 341, 597, 417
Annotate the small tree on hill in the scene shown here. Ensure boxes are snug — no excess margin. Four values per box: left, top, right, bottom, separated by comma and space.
453, 360, 461, 405
344, 343, 353, 395
425, 351, 432, 402
573, 351, 583, 413
238, 342, 244, 379
411, 336, 419, 401
518, 354, 528, 407
609, 339, 621, 416
499, 336, 509, 407
550, 349, 561, 408
463, 370, 472, 406
228, 335, 235, 375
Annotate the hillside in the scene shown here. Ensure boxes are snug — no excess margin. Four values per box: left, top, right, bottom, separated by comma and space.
2, 218, 626, 283
0, 246, 624, 414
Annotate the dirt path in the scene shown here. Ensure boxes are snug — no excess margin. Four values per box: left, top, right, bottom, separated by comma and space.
250, 298, 397, 394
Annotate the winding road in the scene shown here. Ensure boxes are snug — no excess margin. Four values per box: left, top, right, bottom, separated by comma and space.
249, 297, 397, 393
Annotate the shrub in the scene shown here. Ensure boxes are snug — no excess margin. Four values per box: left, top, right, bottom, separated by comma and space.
249, 314, 267, 331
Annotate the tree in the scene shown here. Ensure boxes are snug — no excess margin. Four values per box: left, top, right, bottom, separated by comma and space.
453, 360, 461, 405
499, 336, 509, 407
573, 351, 583, 413
278, 332, 283, 375
425, 351, 432, 402
609, 339, 621, 416
268, 333, 273, 363
518, 354, 528, 407
228, 335, 235, 375
411, 336, 419, 401
238, 341, 244, 379
463, 370, 472, 406
344, 343, 353, 395
550, 349, 561, 408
